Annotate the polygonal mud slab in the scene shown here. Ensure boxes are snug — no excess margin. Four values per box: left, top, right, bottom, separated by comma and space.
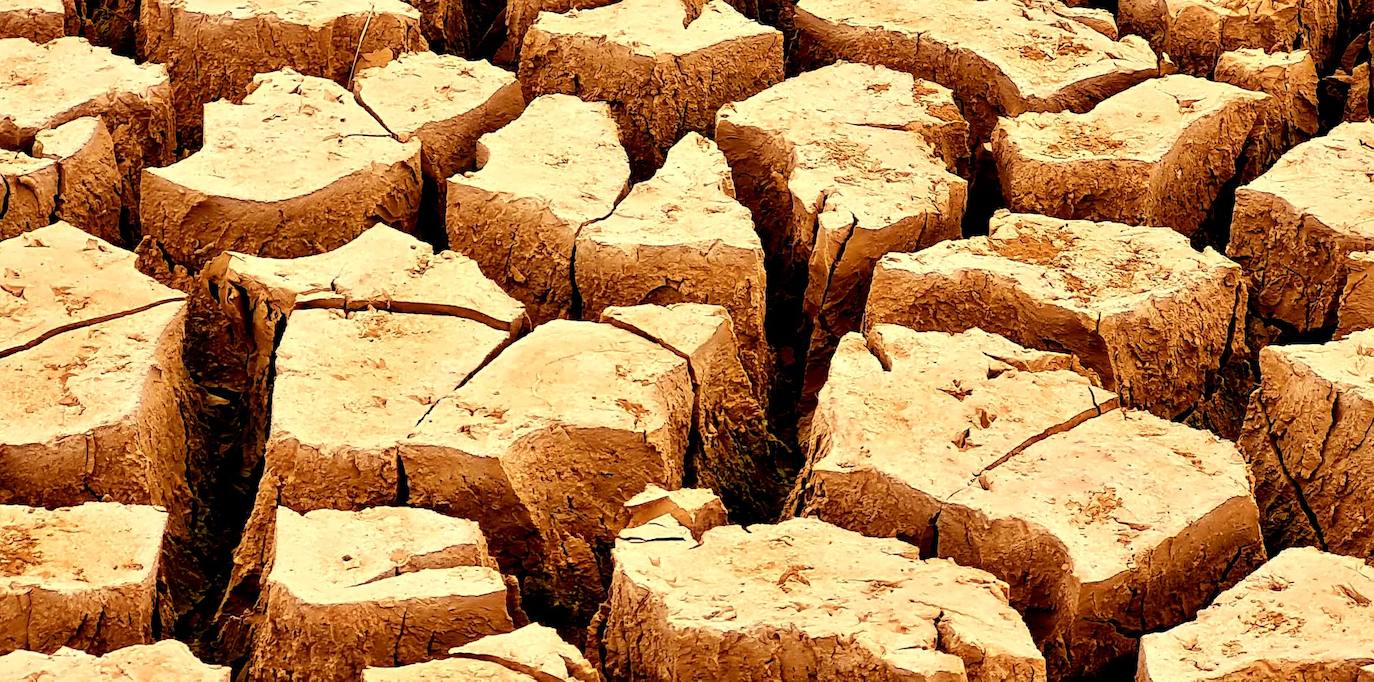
250, 507, 513, 680
624, 484, 727, 541
715, 61, 968, 403
353, 52, 525, 228
865, 211, 1247, 420
0, 641, 228, 680
400, 319, 693, 623
0, 0, 62, 42
33, 117, 123, 243
519, 0, 782, 171
992, 75, 1265, 236
0, 37, 174, 237
576, 134, 769, 394
1238, 329, 1374, 558
794, 325, 1264, 678
0, 503, 166, 656
1338, 251, 1374, 338
792, 0, 1159, 138
1118, 0, 1337, 76
138, 0, 425, 140
1228, 121, 1374, 334
0, 150, 56, 240
0, 224, 191, 519
1215, 49, 1320, 184
1137, 547, 1374, 680
141, 70, 422, 274
600, 516, 1046, 681
446, 94, 628, 323
365, 624, 599, 681
602, 303, 781, 520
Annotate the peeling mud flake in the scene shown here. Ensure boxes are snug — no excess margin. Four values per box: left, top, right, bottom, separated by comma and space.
0, 640, 228, 679
0, 503, 165, 656
577, 134, 770, 394
0, 38, 172, 236
32, 117, 123, 244
1138, 548, 1374, 680
601, 517, 1046, 681
399, 320, 693, 623
623, 484, 728, 540
715, 62, 969, 402
791, 0, 1159, 138
519, 0, 782, 171
1214, 49, 1319, 184
1237, 329, 1374, 557
367, 624, 599, 681
865, 211, 1247, 420
249, 506, 513, 680
354, 52, 525, 222
140, 70, 422, 274
1228, 121, 1374, 334
992, 75, 1265, 236
446, 94, 629, 324
138, 0, 426, 141
1118, 0, 1337, 76
0, 0, 62, 42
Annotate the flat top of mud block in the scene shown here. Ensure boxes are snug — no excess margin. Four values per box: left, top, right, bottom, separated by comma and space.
1242, 121, 1374, 239
0, 148, 52, 174
795, 0, 1156, 102
601, 302, 734, 358
366, 624, 595, 681
454, 94, 627, 225
996, 75, 1266, 161
0, 0, 62, 12
881, 211, 1238, 318
0, 641, 229, 681
0, 223, 184, 357
0, 502, 166, 592
1262, 328, 1374, 401
148, 71, 418, 203
1139, 547, 1374, 680
353, 53, 520, 140
168, 0, 419, 23
207, 223, 525, 330
0, 38, 168, 139
614, 516, 1045, 678
269, 506, 499, 605
32, 116, 105, 160
579, 133, 755, 250
530, 0, 777, 56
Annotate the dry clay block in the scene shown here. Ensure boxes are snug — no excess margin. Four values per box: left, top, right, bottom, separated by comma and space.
792, 0, 1159, 138
400, 319, 693, 621
0, 150, 56, 240
1228, 121, 1374, 334
1338, 251, 1374, 337
138, 0, 425, 140
33, 117, 123, 243
866, 211, 1247, 420
0, 503, 166, 656
715, 61, 968, 399
1238, 329, 1374, 557
447, 94, 628, 323
519, 0, 782, 171
992, 74, 1265, 236
794, 325, 1265, 678
1214, 49, 1319, 184
1348, 62, 1370, 123
576, 133, 770, 395
0, 641, 228, 680
602, 303, 780, 520
141, 70, 421, 274
1138, 547, 1374, 680
1118, 0, 1337, 76
250, 507, 514, 680
0, 224, 192, 523
0, 0, 62, 42
366, 624, 599, 681
0, 38, 174, 237
601, 516, 1046, 681
353, 52, 525, 224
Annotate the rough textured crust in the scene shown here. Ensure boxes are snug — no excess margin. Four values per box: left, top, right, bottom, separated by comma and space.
1214, 49, 1319, 184
0, 0, 61, 42
0, 150, 57, 241
0, 641, 228, 680
1337, 251, 1374, 338
865, 211, 1247, 420
1118, 0, 1337, 76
